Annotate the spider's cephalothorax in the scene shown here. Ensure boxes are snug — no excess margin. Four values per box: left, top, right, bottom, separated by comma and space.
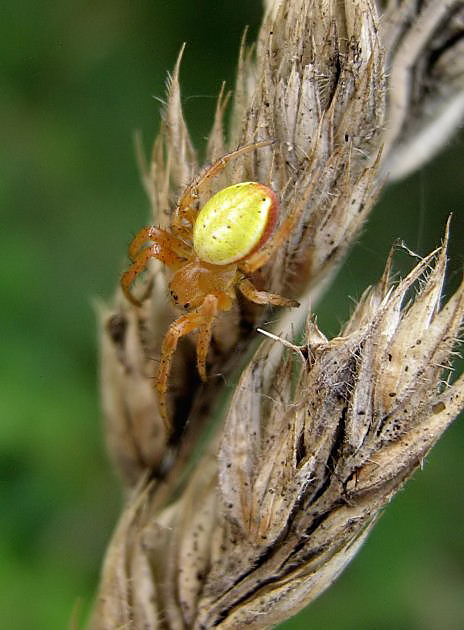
121, 141, 301, 431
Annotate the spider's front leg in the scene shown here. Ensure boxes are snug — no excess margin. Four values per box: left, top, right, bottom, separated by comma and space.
156, 294, 218, 431
171, 140, 274, 237
238, 278, 299, 308
121, 226, 191, 306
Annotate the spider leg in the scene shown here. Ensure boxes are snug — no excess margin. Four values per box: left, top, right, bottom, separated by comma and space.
171, 140, 274, 234
238, 278, 299, 307
128, 225, 191, 261
156, 295, 218, 431
121, 227, 191, 306
195, 295, 219, 381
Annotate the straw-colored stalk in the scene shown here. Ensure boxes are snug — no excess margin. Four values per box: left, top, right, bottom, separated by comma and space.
92, 1, 464, 628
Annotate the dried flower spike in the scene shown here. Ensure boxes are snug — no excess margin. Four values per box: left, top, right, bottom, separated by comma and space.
380, 0, 464, 179
92, 228, 464, 629
93, 0, 464, 627
101, 0, 387, 482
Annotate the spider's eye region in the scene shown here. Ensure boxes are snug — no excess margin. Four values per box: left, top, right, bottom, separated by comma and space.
192, 182, 278, 266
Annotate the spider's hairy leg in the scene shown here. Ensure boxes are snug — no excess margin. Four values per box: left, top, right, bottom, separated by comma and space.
156, 295, 218, 431
128, 226, 191, 261
195, 295, 219, 382
238, 278, 299, 308
121, 227, 191, 307
171, 140, 274, 234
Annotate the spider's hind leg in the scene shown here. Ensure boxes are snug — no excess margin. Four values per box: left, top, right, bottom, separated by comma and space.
155, 294, 219, 432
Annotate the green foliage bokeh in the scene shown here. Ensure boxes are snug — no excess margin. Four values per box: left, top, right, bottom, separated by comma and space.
1, 2, 463, 628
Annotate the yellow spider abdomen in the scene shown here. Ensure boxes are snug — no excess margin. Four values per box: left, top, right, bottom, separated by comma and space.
193, 182, 278, 266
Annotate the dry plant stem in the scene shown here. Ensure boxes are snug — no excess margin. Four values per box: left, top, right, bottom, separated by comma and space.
103, 0, 386, 485
94, 0, 464, 628
93, 230, 464, 629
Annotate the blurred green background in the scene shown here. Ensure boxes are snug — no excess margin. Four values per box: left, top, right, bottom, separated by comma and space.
1, 1, 463, 629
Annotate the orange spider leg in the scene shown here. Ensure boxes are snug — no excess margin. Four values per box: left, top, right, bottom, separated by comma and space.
169, 221, 195, 242
171, 140, 274, 234
195, 295, 219, 381
128, 225, 191, 261
121, 227, 191, 306
156, 294, 219, 431
238, 278, 299, 307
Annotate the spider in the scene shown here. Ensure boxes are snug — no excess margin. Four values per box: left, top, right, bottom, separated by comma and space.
121, 140, 302, 431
